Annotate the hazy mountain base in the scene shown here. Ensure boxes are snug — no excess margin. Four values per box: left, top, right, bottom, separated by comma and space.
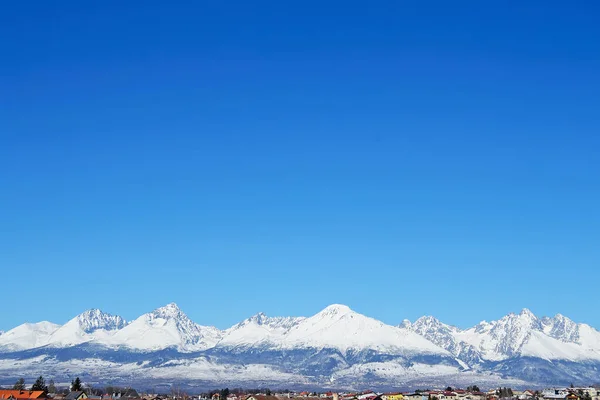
0, 344, 544, 391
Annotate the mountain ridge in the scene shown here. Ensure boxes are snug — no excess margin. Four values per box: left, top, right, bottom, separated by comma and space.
1, 304, 599, 389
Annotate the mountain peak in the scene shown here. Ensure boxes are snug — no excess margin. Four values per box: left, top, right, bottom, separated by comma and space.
319, 304, 353, 316
399, 319, 412, 329
520, 308, 536, 317
247, 312, 269, 325
415, 315, 442, 324
74, 309, 127, 333
151, 303, 185, 319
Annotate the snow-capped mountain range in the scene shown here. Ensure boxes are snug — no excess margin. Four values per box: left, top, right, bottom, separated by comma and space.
0, 304, 599, 390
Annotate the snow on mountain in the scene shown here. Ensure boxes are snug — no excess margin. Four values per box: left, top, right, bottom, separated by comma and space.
4, 304, 600, 388
76, 308, 127, 332
45, 309, 127, 347
279, 304, 449, 355
402, 309, 600, 364
403, 316, 482, 366
0, 321, 60, 351
104, 303, 222, 352
519, 330, 600, 361
410, 316, 460, 350
218, 312, 305, 348
456, 308, 543, 361
542, 314, 581, 343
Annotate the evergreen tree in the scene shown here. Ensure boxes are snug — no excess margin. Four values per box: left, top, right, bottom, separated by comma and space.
446, 388, 453, 392
48, 380, 57, 394
32, 376, 48, 393
13, 378, 26, 390
220, 388, 230, 400
71, 377, 83, 392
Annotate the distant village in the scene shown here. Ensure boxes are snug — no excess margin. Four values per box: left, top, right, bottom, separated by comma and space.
2, 377, 600, 400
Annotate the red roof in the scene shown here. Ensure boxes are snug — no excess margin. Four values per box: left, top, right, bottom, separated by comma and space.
0, 391, 46, 400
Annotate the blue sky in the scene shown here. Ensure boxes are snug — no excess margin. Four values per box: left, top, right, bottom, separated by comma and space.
1, 1, 599, 331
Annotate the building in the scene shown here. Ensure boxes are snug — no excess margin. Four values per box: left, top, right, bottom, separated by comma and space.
65, 392, 88, 400
244, 396, 280, 400
383, 394, 404, 400
0, 391, 47, 400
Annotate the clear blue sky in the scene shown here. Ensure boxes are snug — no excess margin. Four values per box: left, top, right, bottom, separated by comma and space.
1, 1, 599, 332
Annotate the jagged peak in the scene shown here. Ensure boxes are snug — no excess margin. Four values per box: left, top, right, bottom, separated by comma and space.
415, 315, 442, 324
151, 302, 185, 318
231, 312, 305, 332
520, 308, 536, 317
399, 319, 412, 329
72, 309, 127, 332
553, 313, 572, 321
246, 312, 269, 325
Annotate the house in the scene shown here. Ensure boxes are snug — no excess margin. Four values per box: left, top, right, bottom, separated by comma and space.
358, 393, 378, 400
244, 396, 280, 400
440, 393, 458, 400
383, 394, 404, 400
543, 390, 570, 400
463, 393, 485, 400
0, 391, 47, 400
65, 393, 87, 400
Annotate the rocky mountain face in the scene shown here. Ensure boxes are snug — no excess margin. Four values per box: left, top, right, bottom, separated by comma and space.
0, 304, 599, 390
75, 309, 128, 333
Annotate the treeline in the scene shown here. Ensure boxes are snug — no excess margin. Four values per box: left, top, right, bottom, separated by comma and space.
201, 388, 295, 399
5, 377, 59, 394
1, 376, 138, 398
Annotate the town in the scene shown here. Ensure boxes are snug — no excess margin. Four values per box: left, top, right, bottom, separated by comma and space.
1, 378, 600, 400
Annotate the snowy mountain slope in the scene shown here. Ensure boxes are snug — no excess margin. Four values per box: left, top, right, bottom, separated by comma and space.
402, 309, 600, 365
455, 308, 543, 361
45, 309, 127, 348
405, 316, 482, 365
279, 305, 449, 355
103, 303, 222, 352
0, 321, 60, 351
217, 312, 305, 348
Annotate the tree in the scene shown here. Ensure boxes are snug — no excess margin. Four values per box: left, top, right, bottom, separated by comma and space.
220, 388, 230, 400
265, 389, 272, 396
71, 377, 83, 392
446, 388, 453, 393
32, 376, 48, 393
467, 387, 481, 393
571, 384, 575, 389
48, 380, 56, 394
13, 378, 26, 390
